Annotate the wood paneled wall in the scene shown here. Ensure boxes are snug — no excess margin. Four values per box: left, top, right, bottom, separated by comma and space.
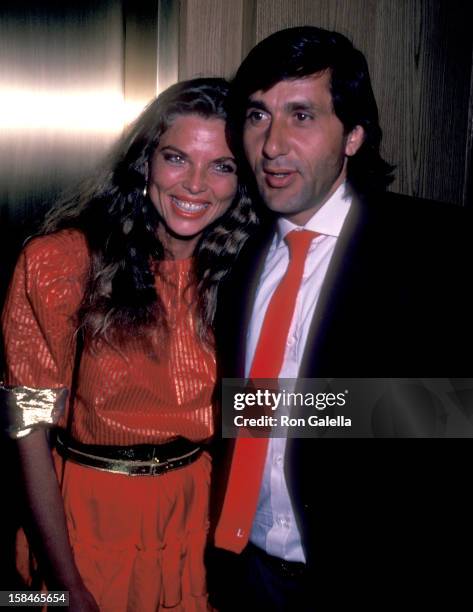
178, 0, 473, 206
179, 0, 248, 78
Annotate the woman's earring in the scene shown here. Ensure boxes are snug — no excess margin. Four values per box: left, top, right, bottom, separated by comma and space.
143, 184, 148, 198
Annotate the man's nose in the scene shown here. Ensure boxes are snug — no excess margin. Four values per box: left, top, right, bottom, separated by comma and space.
262, 119, 288, 159
183, 166, 207, 194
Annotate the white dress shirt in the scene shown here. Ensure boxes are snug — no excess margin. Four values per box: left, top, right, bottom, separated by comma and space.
246, 183, 352, 562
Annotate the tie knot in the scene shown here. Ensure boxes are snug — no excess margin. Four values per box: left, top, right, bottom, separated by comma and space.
284, 229, 319, 261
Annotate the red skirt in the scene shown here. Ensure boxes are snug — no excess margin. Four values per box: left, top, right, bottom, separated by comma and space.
17, 452, 212, 612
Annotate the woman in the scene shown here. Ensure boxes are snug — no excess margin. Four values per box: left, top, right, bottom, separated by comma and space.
1, 78, 256, 611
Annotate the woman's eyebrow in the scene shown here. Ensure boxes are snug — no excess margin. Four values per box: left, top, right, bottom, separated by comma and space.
158, 145, 187, 156
213, 155, 236, 163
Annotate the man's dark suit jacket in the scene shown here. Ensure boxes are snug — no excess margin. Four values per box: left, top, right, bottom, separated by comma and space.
211, 190, 473, 589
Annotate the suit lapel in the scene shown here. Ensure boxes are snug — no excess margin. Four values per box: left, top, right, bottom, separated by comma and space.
298, 195, 371, 377
216, 222, 275, 378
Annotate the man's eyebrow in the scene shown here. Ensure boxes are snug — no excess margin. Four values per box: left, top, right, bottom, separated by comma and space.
285, 100, 319, 113
245, 98, 323, 113
245, 99, 269, 112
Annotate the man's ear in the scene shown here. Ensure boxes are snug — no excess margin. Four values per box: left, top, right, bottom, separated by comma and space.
345, 125, 365, 157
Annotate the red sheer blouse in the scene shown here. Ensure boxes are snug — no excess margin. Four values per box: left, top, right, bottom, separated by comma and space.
2, 230, 216, 444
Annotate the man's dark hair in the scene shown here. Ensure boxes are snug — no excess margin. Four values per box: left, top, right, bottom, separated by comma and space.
231, 26, 394, 195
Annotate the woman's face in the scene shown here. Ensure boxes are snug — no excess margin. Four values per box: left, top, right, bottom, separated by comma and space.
148, 114, 238, 258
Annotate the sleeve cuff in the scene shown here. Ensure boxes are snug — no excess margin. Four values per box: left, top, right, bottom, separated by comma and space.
0, 384, 68, 439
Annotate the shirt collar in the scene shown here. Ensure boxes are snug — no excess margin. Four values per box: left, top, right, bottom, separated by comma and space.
275, 183, 352, 247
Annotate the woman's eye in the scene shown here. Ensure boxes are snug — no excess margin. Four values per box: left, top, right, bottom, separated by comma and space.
214, 162, 236, 174
163, 152, 184, 164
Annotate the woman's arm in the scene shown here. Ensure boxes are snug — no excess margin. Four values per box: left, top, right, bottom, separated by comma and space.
17, 430, 99, 612
2, 234, 98, 610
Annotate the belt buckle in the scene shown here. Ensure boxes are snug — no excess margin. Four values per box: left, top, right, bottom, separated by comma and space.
149, 455, 167, 476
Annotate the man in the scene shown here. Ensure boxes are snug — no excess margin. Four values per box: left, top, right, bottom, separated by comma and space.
208, 27, 472, 610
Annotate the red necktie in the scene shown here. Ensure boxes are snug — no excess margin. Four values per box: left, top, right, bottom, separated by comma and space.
215, 229, 318, 553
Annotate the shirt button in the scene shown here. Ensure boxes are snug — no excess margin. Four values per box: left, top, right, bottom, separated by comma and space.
286, 336, 295, 347
274, 455, 283, 466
